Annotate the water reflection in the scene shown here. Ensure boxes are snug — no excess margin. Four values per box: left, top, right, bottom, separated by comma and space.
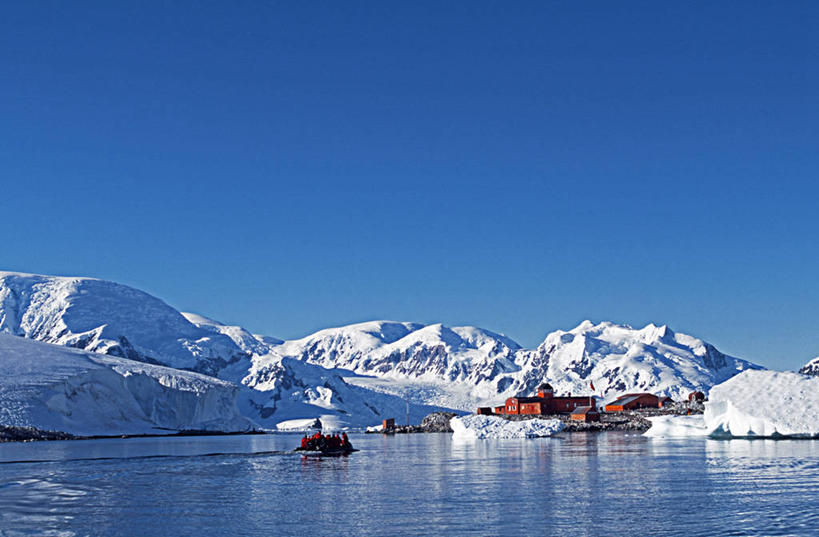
0, 433, 818, 536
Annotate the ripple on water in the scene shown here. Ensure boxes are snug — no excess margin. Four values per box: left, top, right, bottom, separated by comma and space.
0, 433, 818, 536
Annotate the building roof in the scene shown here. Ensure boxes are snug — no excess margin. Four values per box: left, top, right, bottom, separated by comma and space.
607, 395, 642, 407
510, 396, 543, 403
538, 382, 554, 390
570, 406, 598, 415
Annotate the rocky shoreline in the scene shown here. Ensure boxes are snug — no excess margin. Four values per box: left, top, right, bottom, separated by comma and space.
0, 425, 269, 443
0, 425, 75, 443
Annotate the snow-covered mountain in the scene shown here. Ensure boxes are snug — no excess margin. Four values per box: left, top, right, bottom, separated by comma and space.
0, 333, 252, 436
509, 321, 757, 403
799, 357, 819, 376
0, 272, 445, 430
0, 272, 255, 375
272, 319, 758, 407
275, 320, 521, 382
0, 270, 760, 431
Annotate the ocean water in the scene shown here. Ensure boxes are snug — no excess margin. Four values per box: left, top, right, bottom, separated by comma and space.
1, 432, 818, 536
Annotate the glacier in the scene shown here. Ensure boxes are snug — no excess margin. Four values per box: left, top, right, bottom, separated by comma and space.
0, 334, 252, 436
645, 370, 819, 438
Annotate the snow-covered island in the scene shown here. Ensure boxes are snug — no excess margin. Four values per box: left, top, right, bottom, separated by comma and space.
645, 370, 819, 439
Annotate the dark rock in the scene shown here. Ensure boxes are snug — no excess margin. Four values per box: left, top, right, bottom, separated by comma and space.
0, 425, 74, 443
421, 412, 458, 432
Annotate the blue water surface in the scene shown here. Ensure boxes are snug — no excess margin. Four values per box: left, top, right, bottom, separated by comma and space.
0, 432, 817, 536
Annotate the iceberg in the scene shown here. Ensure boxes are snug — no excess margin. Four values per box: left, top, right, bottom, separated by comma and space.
450, 414, 564, 440
645, 370, 819, 438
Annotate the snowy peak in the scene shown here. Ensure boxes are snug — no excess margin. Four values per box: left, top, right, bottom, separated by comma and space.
517, 320, 757, 403
0, 271, 251, 373
267, 318, 757, 405
274, 319, 523, 383
800, 357, 819, 376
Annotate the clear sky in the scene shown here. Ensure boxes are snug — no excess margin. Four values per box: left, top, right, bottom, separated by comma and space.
1, 2, 817, 370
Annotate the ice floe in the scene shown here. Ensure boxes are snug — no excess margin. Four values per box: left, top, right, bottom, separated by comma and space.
450, 414, 564, 440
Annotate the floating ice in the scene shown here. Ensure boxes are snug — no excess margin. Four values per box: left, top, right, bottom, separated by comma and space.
450, 414, 564, 440
645, 370, 819, 438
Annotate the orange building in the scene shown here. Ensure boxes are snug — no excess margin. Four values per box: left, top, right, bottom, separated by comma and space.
604, 393, 671, 412
570, 405, 600, 422
485, 383, 596, 416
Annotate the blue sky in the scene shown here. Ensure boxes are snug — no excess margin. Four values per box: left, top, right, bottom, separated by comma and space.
1, 2, 817, 369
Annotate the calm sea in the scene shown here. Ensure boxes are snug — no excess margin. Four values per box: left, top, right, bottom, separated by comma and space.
1, 432, 817, 536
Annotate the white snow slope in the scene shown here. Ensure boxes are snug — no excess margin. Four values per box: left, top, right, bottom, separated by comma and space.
645, 370, 819, 438
0, 333, 252, 436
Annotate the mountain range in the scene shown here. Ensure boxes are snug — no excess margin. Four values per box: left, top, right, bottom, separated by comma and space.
0, 270, 763, 434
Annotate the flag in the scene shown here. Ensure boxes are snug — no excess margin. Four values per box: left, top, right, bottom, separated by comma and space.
589, 381, 595, 391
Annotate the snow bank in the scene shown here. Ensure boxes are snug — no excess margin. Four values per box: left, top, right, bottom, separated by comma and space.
644, 370, 819, 438
450, 415, 564, 440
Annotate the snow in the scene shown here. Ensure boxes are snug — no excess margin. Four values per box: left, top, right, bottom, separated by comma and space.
450, 414, 564, 440
275, 418, 321, 431
0, 272, 255, 372
644, 370, 819, 438
182, 312, 279, 356
0, 333, 252, 436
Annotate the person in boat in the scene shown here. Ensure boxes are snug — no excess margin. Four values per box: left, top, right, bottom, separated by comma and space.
300, 435, 308, 449
341, 432, 352, 450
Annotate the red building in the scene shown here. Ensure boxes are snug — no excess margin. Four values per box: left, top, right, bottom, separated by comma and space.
688, 391, 705, 402
570, 406, 601, 422
484, 383, 596, 416
604, 393, 671, 412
